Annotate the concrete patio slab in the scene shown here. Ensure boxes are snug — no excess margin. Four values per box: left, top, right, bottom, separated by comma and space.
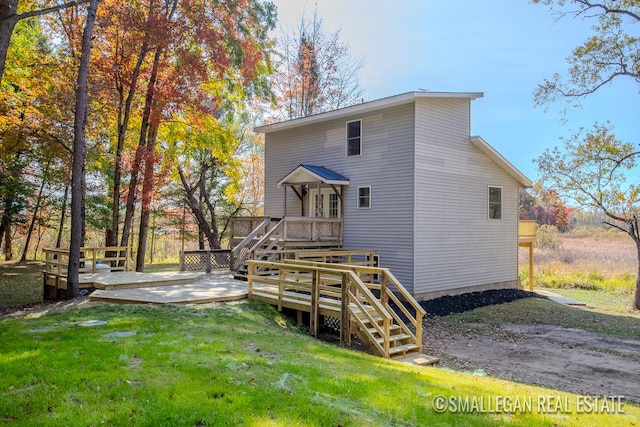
534, 289, 586, 306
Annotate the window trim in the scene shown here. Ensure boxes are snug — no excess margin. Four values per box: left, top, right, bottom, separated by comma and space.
357, 186, 371, 209
346, 119, 362, 157
488, 186, 502, 220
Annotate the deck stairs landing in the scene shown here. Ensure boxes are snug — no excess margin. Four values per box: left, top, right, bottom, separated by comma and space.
246, 259, 437, 365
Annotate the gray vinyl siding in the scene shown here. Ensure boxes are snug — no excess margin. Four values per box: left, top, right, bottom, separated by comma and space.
413, 98, 519, 295
264, 104, 416, 289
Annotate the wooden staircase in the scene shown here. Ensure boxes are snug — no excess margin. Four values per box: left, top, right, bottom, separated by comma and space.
229, 217, 345, 280
246, 259, 436, 364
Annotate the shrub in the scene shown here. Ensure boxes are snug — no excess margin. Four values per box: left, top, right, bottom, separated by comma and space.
536, 225, 560, 249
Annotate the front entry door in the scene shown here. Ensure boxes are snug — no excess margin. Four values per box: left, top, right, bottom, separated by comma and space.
308, 188, 340, 218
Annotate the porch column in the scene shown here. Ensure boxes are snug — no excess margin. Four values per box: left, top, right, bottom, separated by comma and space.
283, 186, 287, 217
316, 181, 321, 217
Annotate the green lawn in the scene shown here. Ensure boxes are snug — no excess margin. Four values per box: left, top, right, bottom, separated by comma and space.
1, 300, 638, 426
0, 261, 44, 307
0, 262, 183, 309
436, 297, 640, 340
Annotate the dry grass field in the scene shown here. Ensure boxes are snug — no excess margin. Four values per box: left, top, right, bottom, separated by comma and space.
519, 227, 638, 312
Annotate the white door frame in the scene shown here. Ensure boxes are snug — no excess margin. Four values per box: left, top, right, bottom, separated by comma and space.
308, 187, 341, 218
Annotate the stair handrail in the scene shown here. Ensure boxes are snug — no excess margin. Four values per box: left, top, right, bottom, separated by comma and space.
246, 260, 393, 358
230, 217, 272, 270
244, 218, 285, 258
381, 269, 426, 349
343, 271, 392, 357
280, 259, 426, 349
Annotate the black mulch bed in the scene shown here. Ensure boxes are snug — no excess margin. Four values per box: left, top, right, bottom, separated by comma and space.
420, 289, 547, 317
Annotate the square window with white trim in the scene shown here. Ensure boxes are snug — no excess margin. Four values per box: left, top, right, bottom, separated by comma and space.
488, 186, 502, 220
357, 186, 371, 209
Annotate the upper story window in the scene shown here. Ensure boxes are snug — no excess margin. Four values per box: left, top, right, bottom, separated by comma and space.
488, 186, 502, 220
346, 120, 361, 156
357, 186, 371, 209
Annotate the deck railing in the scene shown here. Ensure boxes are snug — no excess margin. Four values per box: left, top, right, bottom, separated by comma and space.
281, 259, 426, 350
294, 249, 376, 267
228, 217, 344, 272
42, 246, 131, 299
519, 220, 538, 241
229, 217, 343, 244
43, 246, 131, 276
282, 217, 342, 242
246, 260, 393, 358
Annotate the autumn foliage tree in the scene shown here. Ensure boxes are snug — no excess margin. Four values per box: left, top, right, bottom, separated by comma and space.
1, 0, 276, 282
520, 184, 572, 232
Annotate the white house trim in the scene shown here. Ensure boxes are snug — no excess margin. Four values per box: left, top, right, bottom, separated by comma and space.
255, 91, 484, 134
470, 136, 533, 188
276, 164, 350, 188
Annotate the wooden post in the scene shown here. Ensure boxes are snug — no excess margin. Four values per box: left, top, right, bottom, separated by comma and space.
381, 273, 389, 307
416, 311, 423, 349
383, 318, 391, 358
340, 273, 351, 346
278, 268, 284, 311
247, 262, 254, 298
205, 250, 212, 274
310, 269, 319, 338
529, 242, 534, 291
283, 186, 287, 217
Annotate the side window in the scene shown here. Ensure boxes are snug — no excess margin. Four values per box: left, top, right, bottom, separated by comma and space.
329, 193, 339, 218
488, 186, 502, 220
357, 186, 371, 209
346, 120, 361, 156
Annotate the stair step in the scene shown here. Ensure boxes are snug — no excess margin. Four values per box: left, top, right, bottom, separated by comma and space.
375, 333, 412, 345
388, 343, 420, 356
366, 325, 402, 336
393, 353, 440, 366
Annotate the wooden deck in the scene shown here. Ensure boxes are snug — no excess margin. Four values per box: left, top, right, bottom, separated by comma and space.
81, 271, 204, 290
89, 271, 248, 304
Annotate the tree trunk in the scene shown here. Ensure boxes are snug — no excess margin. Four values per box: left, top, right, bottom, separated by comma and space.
20, 170, 47, 261
120, 46, 162, 249
135, 115, 159, 272
635, 241, 640, 310
67, 0, 100, 298
177, 165, 221, 250
109, 39, 149, 247
0, 220, 11, 261
0, 1, 18, 87
55, 183, 69, 248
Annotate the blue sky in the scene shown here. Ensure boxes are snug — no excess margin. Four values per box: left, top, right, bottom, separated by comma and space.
269, 0, 639, 181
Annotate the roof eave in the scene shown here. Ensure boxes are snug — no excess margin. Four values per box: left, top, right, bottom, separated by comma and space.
276, 165, 349, 188
255, 91, 484, 134
470, 136, 533, 188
